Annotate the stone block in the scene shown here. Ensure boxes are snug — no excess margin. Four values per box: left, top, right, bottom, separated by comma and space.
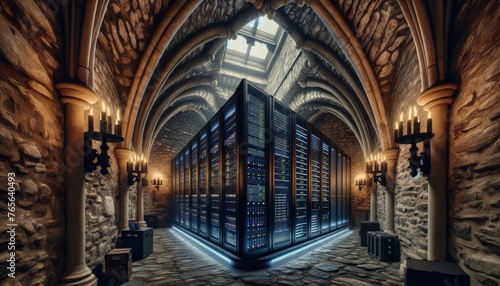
453, 223, 471, 241
464, 254, 500, 278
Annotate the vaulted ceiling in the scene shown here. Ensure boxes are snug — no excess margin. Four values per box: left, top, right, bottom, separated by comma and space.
96, 0, 417, 160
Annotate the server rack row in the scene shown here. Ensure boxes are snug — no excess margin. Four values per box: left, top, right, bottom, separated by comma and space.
172, 79, 351, 261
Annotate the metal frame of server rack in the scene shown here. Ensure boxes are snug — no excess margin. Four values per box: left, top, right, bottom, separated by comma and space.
171, 79, 352, 266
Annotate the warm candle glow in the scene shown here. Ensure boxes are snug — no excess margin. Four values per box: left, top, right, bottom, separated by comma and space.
400, 113, 403, 121
428, 111, 431, 119
413, 105, 417, 116
408, 106, 412, 120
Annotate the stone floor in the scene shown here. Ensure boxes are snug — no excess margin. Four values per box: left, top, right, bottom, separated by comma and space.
105, 228, 404, 286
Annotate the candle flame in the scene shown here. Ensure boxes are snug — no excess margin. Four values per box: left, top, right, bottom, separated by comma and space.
107, 106, 111, 115
408, 106, 412, 120
117, 109, 120, 121
428, 111, 431, 119
90, 108, 93, 116
400, 112, 403, 121
413, 105, 417, 116
102, 101, 105, 111
395, 122, 398, 129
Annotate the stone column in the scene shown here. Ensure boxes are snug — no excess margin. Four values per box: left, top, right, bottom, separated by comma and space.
56, 82, 97, 286
137, 185, 147, 227
382, 149, 400, 234
417, 83, 457, 262
369, 183, 377, 221
115, 149, 134, 231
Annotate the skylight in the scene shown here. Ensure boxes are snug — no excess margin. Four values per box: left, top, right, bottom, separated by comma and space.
223, 16, 284, 74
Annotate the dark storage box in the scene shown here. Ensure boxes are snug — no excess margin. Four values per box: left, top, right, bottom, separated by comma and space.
144, 214, 159, 228
121, 227, 153, 260
105, 248, 132, 281
359, 221, 380, 246
367, 231, 383, 257
405, 259, 470, 286
375, 232, 399, 262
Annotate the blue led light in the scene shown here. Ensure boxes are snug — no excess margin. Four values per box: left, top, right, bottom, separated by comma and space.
270, 229, 351, 266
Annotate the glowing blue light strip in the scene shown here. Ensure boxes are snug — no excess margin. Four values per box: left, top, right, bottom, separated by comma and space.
270, 229, 351, 266
173, 226, 234, 266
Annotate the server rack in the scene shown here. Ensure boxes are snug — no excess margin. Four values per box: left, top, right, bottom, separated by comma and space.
172, 79, 351, 262
272, 100, 293, 250
199, 128, 208, 236
190, 139, 198, 233
294, 116, 309, 243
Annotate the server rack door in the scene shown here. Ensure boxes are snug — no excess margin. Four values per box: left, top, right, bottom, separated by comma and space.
199, 129, 208, 237
336, 152, 343, 229
244, 83, 269, 257
179, 153, 185, 226
310, 131, 321, 238
209, 117, 221, 243
347, 158, 351, 227
320, 139, 330, 233
174, 157, 180, 224
184, 147, 190, 229
330, 147, 337, 230
222, 99, 238, 252
294, 116, 309, 243
190, 139, 199, 233
342, 154, 348, 227
272, 100, 292, 249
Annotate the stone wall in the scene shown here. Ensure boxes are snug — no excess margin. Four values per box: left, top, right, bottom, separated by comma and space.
143, 158, 172, 227
0, 1, 65, 284
448, 1, 500, 285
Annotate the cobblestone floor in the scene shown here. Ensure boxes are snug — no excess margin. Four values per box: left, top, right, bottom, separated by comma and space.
107, 228, 404, 286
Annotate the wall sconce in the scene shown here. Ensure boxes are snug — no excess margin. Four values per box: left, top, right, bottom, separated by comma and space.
84, 106, 123, 175
127, 154, 148, 186
366, 153, 387, 187
355, 177, 367, 191
394, 106, 434, 177
152, 177, 163, 190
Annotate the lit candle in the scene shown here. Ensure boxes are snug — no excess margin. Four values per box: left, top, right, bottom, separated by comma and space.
107, 107, 112, 134
144, 159, 148, 173
100, 102, 107, 132
134, 155, 139, 172
427, 111, 432, 133
366, 157, 369, 172
88, 108, 94, 132
407, 107, 412, 135
115, 109, 122, 137
413, 106, 420, 134
394, 122, 398, 139
399, 113, 404, 137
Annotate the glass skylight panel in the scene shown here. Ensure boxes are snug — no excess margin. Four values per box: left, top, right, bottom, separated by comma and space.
249, 42, 268, 61
256, 17, 279, 39
227, 37, 248, 55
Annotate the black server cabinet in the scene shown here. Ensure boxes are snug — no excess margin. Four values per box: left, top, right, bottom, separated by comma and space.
271, 99, 292, 250
199, 129, 208, 236
320, 139, 330, 233
174, 158, 180, 224
209, 116, 221, 243
294, 116, 309, 243
183, 147, 190, 229
172, 79, 351, 263
330, 146, 337, 230
223, 99, 238, 252
190, 139, 198, 233
243, 84, 269, 257
310, 130, 321, 238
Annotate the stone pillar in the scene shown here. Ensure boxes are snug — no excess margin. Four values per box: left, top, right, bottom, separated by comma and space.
115, 149, 134, 231
137, 185, 147, 227
382, 149, 399, 234
417, 83, 457, 262
370, 183, 377, 221
56, 82, 97, 286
